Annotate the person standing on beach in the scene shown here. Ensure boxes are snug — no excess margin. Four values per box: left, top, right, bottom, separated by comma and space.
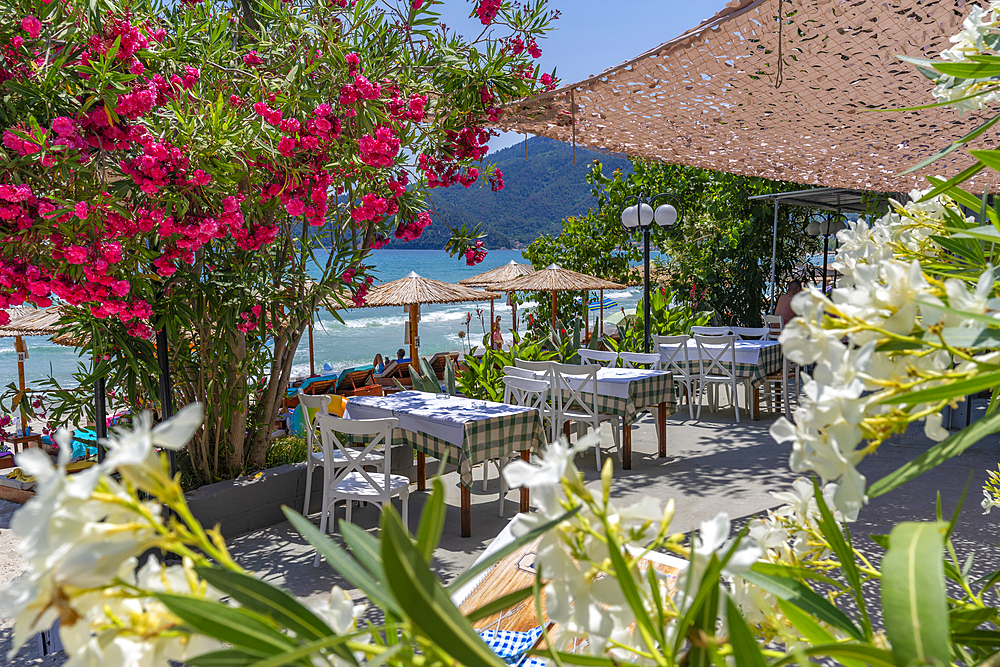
492, 316, 503, 349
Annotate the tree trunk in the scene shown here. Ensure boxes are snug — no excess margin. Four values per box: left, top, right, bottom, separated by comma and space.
247, 319, 307, 467
225, 330, 248, 473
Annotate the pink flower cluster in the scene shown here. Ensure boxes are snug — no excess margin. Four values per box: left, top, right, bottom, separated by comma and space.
243, 51, 263, 66
465, 240, 487, 266
395, 211, 432, 241
238, 305, 264, 333
358, 125, 400, 168
339, 75, 382, 106
475, 0, 501, 24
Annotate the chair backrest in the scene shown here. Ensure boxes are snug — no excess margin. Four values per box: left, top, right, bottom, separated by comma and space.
337, 366, 375, 389
691, 326, 731, 336
503, 375, 551, 415
764, 315, 784, 339
694, 334, 737, 379
298, 391, 331, 453
577, 349, 618, 367
514, 358, 555, 387
303, 378, 338, 395
316, 413, 398, 494
619, 352, 661, 369
552, 362, 599, 419
503, 365, 535, 379
729, 326, 770, 340
654, 334, 693, 377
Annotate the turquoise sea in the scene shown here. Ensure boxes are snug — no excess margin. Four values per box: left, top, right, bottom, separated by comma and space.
1, 250, 644, 390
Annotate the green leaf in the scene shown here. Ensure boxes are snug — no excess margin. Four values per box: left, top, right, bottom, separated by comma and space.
932, 61, 1000, 78
868, 409, 1000, 497
245, 632, 387, 667
950, 607, 998, 634
283, 507, 402, 616
416, 477, 446, 563
739, 568, 863, 641
951, 224, 1000, 242
529, 650, 618, 666
881, 522, 950, 667
193, 567, 334, 643
155, 594, 294, 656
466, 584, 535, 622
339, 522, 385, 578
918, 162, 986, 202
725, 598, 766, 667
380, 508, 506, 667
882, 371, 1000, 406
446, 506, 580, 592
768, 643, 897, 667
951, 630, 1000, 647
902, 115, 1000, 175
187, 649, 261, 667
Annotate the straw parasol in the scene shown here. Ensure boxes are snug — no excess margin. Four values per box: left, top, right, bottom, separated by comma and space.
357, 272, 500, 361
459, 261, 536, 347
0, 307, 82, 429
496, 264, 624, 331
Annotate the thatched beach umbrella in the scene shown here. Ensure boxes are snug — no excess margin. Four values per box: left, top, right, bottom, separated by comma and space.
358, 272, 500, 361
0, 307, 79, 395
459, 260, 535, 347
496, 264, 624, 331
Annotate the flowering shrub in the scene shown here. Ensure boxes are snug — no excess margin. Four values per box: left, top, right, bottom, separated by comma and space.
0, 0, 558, 478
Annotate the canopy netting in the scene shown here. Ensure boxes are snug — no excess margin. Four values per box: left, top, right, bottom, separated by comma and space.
496, 0, 999, 193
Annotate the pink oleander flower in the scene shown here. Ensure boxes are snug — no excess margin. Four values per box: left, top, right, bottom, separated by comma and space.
285, 198, 306, 216
21, 15, 41, 39
243, 51, 263, 66
65, 246, 87, 264
73, 202, 88, 220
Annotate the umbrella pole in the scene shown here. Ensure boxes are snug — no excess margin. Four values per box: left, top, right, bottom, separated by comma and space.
551, 291, 557, 331
600, 289, 604, 338
308, 320, 315, 376
511, 294, 517, 336
490, 298, 495, 350
409, 304, 419, 363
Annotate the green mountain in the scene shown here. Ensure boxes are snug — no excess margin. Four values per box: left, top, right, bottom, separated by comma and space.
391, 136, 633, 249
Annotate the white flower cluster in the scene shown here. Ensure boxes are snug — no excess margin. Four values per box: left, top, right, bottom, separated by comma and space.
0, 405, 216, 665
503, 436, 760, 660
933, 3, 1000, 112
771, 189, 1000, 520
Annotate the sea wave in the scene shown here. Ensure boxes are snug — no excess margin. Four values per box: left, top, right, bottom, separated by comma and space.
605, 290, 633, 299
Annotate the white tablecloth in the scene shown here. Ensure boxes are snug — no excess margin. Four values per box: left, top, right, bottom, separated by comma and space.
532, 367, 670, 399
670, 339, 778, 365
345, 391, 533, 447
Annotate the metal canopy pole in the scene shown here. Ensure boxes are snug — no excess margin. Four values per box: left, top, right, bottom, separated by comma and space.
768, 201, 779, 310
156, 326, 176, 476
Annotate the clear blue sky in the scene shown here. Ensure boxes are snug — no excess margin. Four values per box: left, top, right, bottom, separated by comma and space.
432, 0, 733, 152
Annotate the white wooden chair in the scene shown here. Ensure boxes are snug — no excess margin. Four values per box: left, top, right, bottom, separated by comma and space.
514, 359, 558, 441
313, 414, 409, 567
729, 326, 770, 340
300, 390, 384, 517
498, 375, 553, 516
299, 391, 332, 517
694, 334, 743, 422
578, 349, 619, 367
618, 352, 664, 438
764, 315, 784, 339
552, 363, 621, 469
654, 335, 699, 420
691, 326, 731, 336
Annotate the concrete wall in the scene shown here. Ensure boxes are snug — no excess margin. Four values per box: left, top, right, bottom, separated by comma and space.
185, 444, 426, 539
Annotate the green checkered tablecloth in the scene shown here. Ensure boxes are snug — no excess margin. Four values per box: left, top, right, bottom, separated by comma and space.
343, 396, 546, 489
673, 342, 783, 386
559, 371, 677, 426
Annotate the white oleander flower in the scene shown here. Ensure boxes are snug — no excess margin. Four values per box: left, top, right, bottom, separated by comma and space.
983, 489, 1000, 514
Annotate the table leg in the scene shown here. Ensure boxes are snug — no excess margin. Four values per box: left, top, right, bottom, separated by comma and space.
752, 385, 760, 421
622, 424, 632, 470
563, 421, 571, 441
519, 450, 530, 513
417, 451, 426, 491
461, 485, 471, 538
657, 402, 666, 458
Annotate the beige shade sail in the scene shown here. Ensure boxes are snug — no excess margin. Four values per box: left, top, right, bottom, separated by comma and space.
497, 264, 624, 329
459, 260, 536, 289
495, 0, 1000, 194
357, 272, 500, 361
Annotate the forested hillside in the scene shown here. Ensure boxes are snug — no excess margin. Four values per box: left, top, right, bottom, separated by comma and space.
391, 136, 633, 249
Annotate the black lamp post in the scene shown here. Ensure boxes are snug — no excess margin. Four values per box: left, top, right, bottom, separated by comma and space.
618, 193, 682, 353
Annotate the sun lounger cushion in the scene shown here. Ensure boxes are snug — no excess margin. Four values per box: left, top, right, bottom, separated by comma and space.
288, 373, 339, 397
477, 627, 543, 667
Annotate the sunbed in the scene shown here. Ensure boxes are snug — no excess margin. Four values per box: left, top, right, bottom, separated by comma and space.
333, 364, 380, 397
375, 359, 413, 392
